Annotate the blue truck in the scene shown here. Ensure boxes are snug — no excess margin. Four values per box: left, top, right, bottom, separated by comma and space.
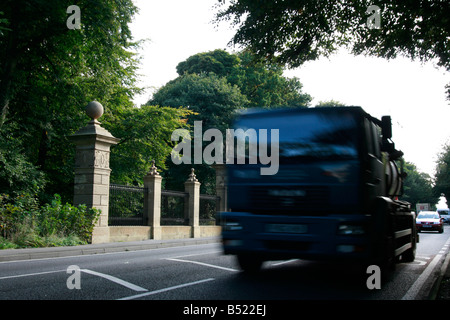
220, 106, 418, 273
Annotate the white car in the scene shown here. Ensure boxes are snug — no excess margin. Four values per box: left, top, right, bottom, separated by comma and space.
416, 211, 444, 233
437, 209, 450, 225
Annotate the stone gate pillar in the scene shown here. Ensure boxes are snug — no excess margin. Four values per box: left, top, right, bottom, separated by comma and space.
185, 168, 201, 238
143, 160, 162, 240
212, 164, 228, 212
70, 101, 119, 244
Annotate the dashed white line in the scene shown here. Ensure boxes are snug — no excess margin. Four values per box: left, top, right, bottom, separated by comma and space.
167, 250, 222, 259
0, 269, 65, 280
118, 278, 215, 300
402, 253, 443, 300
81, 269, 148, 292
270, 259, 299, 266
166, 258, 239, 272
402, 237, 450, 300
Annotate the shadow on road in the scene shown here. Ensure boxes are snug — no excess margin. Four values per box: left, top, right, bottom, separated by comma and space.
217, 260, 383, 300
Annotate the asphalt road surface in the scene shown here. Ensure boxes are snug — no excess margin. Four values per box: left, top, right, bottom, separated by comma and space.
1, 225, 449, 313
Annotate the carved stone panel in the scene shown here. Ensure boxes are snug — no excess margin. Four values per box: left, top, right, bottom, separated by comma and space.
75, 149, 109, 169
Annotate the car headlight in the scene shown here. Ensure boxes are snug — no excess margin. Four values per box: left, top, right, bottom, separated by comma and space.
338, 224, 365, 235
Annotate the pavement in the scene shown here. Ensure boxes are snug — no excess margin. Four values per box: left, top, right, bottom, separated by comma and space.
0, 236, 221, 263
1, 235, 449, 300
430, 247, 450, 300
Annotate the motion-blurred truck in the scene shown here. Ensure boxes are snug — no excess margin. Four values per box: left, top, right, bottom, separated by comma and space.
220, 106, 418, 273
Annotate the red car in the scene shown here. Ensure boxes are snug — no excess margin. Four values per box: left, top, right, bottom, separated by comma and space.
416, 211, 444, 233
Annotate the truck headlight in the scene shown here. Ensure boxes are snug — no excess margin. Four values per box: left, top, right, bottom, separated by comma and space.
338, 224, 365, 235
222, 221, 243, 231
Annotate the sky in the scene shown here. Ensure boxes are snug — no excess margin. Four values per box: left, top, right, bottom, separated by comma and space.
129, 0, 450, 178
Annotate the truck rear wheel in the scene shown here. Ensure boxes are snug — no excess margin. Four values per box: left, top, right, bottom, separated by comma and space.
237, 255, 263, 273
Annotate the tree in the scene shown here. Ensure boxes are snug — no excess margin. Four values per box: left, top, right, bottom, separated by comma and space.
401, 161, 438, 209
0, 0, 143, 201
106, 105, 194, 186
176, 49, 240, 79
149, 72, 248, 193
215, 0, 450, 99
315, 100, 347, 107
175, 49, 311, 109
151, 72, 248, 132
230, 51, 311, 108
151, 50, 313, 192
434, 143, 450, 201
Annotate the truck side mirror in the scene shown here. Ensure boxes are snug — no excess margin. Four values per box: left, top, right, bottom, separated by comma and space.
381, 116, 392, 140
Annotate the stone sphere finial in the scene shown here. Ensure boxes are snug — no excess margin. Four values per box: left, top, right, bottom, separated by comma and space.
85, 101, 104, 121
187, 168, 198, 182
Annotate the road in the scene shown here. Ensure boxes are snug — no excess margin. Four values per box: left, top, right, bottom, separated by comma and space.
0, 226, 449, 308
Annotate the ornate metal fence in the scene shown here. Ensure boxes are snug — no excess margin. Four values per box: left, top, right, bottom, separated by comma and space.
161, 190, 188, 225
109, 184, 220, 227
200, 194, 220, 225
109, 184, 146, 226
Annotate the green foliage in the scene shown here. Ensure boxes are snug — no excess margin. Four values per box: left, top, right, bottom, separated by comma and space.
174, 50, 311, 109
177, 49, 240, 79
0, 0, 142, 201
230, 51, 311, 108
0, 11, 9, 36
315, 100, 346, 108
151, 72, 248, 132
401, 161, 438, 209
105, 105, 195, 185
0, 122, 47, 196
0, 193, 100, 248
37, 194, 100, 242
215, 0, 450, 100
150, 72, 248, 193
434, 143, 450, 200
150, 49, 311, 193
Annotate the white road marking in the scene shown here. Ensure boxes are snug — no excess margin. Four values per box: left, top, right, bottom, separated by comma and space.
166, 258, 239, 272
81, 269, 148, 292
402, 237, 450, 300
168, 250, 222, 259
415, 255, 431, 259
270, 259, 298, 266
410, 260, 427, 266
118, 278, 215, 300
402, 253, 443, 300
0, 269, 65, 280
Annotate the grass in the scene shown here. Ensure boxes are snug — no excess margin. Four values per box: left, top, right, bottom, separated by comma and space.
1, 193, 100, 249
0, 234, 87, 249
437, 277, 450, 300
0, 223, 88, 249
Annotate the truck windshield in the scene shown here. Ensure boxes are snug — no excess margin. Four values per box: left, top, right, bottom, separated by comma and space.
235, 110, 360, 162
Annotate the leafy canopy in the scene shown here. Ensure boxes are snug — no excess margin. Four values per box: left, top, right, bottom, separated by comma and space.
174, 49, 311, 109
434, 143, 450, 201
215, 0, 450, 99
0, 0, 192, 200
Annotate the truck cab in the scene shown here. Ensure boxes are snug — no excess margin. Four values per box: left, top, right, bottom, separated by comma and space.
220, 107, 416, 272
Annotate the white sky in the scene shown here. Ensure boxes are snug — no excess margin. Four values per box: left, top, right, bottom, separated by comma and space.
129, 0, 450, 178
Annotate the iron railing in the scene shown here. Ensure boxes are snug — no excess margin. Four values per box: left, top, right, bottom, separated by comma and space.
200, 194, 220, 225
109, 184, 146, 226
109, 184, 220, 226
161, 190, 189, 225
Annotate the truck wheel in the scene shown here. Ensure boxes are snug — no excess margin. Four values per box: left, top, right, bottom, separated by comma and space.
237, 255, 263, 273
402, 241, 416, 262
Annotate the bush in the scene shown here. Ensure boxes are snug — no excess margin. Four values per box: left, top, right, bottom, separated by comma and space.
0, 123, 47, 197
0, 193, 101, 248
